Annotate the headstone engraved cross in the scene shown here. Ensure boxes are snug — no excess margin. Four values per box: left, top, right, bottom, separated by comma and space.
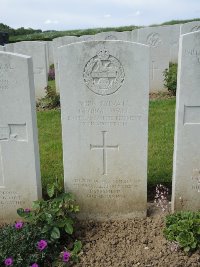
90, 131, 119, 175
0, 124, 26, 187
59, 41, 149, 219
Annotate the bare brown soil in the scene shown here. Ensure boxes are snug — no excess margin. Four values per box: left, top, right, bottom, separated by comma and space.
149, 92, 175, 100
73, 204, 200, 267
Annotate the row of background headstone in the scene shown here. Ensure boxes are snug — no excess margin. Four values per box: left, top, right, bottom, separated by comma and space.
0, 27, 200, 222
0, 21, 200, 99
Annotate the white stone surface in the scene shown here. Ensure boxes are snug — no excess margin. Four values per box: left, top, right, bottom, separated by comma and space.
13, 41, 48, 99
5, 43, 14, 52
169, 24, 181, 63
94, 31, 132, 41
53, 36, 79, 91
46, 41, 54, 66
0, 45, 5, 51
137, 25, 170, 92
58, 41, 149, 220
172, 31, 200, 212
0, 52, 41, 223
78, 35, 95, 42
131, 29, 139, 42
181, 21, 200, 35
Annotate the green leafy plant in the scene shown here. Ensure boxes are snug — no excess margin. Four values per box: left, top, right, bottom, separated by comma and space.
163, 63, 178, 96
0, 191, 82, 266
17, 192, 80, 240
48, 64, 55, 81
37, 85, 60, 110
164, 211, 200, 252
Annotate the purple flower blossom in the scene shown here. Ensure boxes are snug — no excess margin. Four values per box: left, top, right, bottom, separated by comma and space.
37, 240, 47, 251
24, 208, 31, 213
62, 251, 70, 262
4, 258, 13, 266
31, 263, 39, 267
15, 221, 23, 229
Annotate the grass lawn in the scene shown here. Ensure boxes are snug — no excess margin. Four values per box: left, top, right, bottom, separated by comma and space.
37, 97, 176, 197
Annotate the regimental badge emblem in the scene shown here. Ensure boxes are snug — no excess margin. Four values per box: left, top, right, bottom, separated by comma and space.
147, 33, 162, 47
83, 48, 125, 96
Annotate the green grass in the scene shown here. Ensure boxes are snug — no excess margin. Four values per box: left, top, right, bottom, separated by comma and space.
37, 97, 176, 197
148, 98, 176, 188
37, 110, 63, 196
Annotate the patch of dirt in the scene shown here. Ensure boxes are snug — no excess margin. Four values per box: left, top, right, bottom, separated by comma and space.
149, 92, 175, 100
73, 204, 200, 267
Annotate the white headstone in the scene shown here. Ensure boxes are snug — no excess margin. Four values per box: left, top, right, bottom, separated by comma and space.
0, 45, 5, 51
58, 41, 149, 220
78, 35, 95, 42
94, 31, 132, 41
52, 36, 79, 91
5, 43, 14, 53
169, 24, 181, 63
0, 52, 41, 223
46, 41, 54, 66
138, 26, 170, 92
131, 29, 139, 42
181, 21, 200, 35
13, 41, 48, 99
172, 31, 200, 212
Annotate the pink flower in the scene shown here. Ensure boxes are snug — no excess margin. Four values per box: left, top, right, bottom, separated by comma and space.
15, 221, 23, 229
37, 240, 47, 251
4, 258, 13, 266
62, 251, 70, 262
31, 263, 39, 267
24, 208, 31, 213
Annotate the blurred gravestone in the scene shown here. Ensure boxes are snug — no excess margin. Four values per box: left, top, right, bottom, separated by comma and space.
13, 41, 48, 99
52, 36, 78, 92
137, 25, 170, 92
0, 51, 41, 223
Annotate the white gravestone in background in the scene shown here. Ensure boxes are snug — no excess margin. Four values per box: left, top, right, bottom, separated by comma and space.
172, 31, 200, 212
46, 41, 54, 66
53, 36, 78, 92
0, 52, 41, 223
169, 24, 181, 64
59, 41, 149, 220
13, 41, 48, 99
0, 45, 5, 51
5, 43, 14, 53
94, 31, 132, 41
181, 21, 200, 35
138, 26, 170, 92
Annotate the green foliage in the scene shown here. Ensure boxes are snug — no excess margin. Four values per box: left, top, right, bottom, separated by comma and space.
17, 192, 79, 241
163, 63, 178, 96
164, 211, 200, 252
0, 23, 42, 37
37, 85, 60, 110
0, 192, 81, 266
148, 98, 175, 188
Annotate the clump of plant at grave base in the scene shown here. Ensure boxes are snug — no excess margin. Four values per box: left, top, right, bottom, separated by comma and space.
163, 63, 178, 96
154, 184, 170, 212
0, 190, 82, 267
164, 211, 200, 252
48, 64, 55, 81
37, 85, 60, 110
